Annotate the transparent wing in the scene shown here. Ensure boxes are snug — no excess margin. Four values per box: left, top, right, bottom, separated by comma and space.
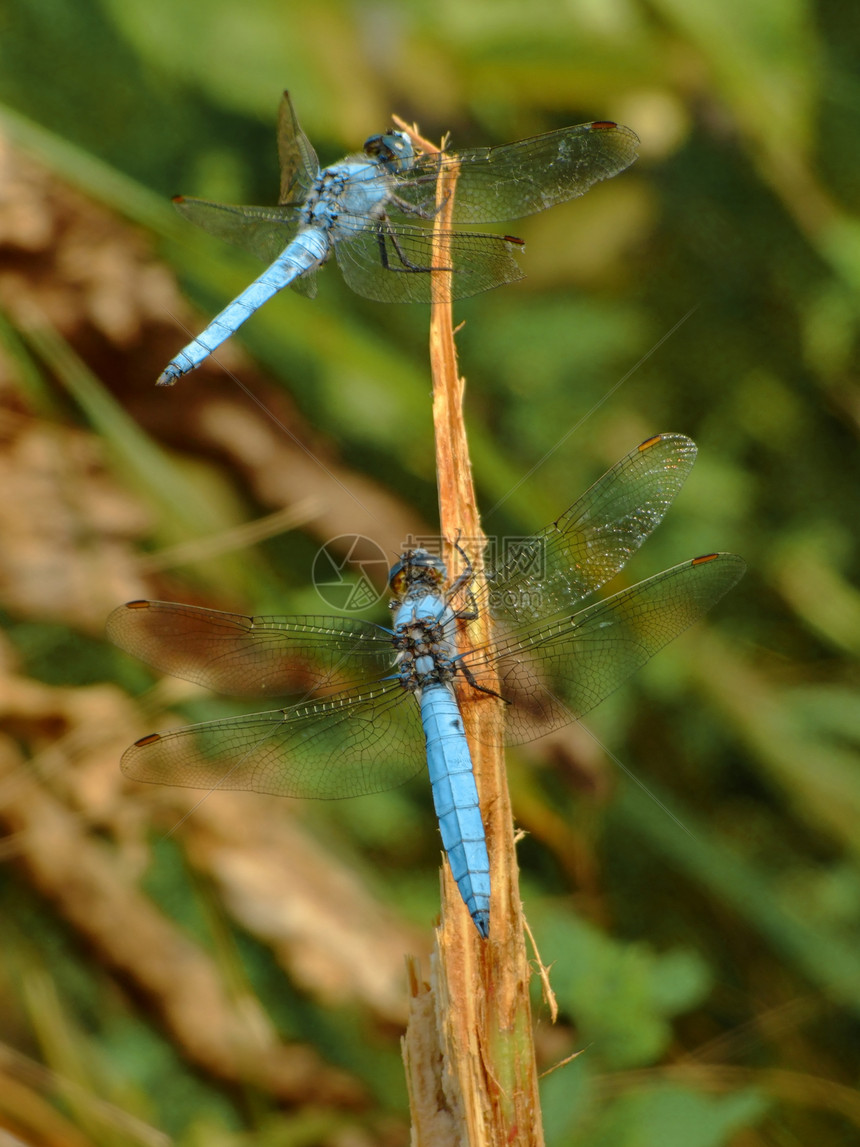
334, 221, 524, 302
106, 601, 394, 698
396, 122, 639, 224
120, 681, 426, 799
290, 267, 318, 298
277, 90, 320, 203
468, 553, 745, 744
173, 197, 301, 264
479, 434, 699, 628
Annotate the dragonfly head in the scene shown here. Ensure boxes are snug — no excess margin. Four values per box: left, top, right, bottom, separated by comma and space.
363, 130, 415, 173
388, 549, 447, 598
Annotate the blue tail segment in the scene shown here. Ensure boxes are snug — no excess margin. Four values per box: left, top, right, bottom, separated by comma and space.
157, 232, 325, 386
421, 682, 490, 937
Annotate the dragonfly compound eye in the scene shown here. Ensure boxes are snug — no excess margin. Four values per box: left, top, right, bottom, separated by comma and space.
388, 549, 448, 593
363, 131, 415, 171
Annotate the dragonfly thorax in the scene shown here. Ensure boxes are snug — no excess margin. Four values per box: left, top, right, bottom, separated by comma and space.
392, 606, 459, 693
301, 166, 354, 229
389, 553, 460, 693
301, 153, 403, 240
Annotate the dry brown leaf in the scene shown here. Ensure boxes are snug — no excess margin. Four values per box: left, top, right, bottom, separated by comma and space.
0, 674, 363, 1107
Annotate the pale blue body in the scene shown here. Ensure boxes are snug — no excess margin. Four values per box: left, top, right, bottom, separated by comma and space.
157, 92, 640, 385
392, 589, 490, 936
160, 156, 406, 385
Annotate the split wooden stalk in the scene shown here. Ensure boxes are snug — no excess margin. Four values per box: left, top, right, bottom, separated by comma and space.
395, 118, 545, 1147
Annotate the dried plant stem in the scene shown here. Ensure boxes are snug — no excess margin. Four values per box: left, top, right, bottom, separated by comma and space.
396, 118, 545, 1147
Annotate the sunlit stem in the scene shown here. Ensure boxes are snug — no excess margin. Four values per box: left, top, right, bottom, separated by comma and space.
395, 115, 545, 1147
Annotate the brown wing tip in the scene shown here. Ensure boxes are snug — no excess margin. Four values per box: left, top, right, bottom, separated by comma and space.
691, 553, 720, 565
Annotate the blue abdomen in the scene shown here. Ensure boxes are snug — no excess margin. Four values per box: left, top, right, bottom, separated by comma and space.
420, 682, 490, 937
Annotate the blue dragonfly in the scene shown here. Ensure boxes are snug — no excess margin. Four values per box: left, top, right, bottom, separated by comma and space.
107, 434, 744, 936
157, 92, 639, 385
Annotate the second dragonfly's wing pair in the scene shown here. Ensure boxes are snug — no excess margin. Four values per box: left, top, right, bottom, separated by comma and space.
108, 434, 745, 934
157, 92, 639, 384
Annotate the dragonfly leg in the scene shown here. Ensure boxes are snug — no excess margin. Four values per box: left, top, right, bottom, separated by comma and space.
447, 534, 479, 620
448, 536, 506, 702
457, 657, 508, 703
375, 219, 453, 274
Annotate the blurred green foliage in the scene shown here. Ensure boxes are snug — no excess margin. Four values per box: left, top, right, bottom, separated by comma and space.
1, 0, 859, 1144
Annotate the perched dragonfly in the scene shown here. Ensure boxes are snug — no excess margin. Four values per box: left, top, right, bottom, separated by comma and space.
107, 434, 744, 936
157, 91, 639, 385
